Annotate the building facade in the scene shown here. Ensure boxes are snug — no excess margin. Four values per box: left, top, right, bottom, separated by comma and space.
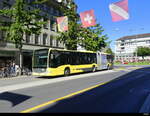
115, 33, 150, 62
0, 0, 74, 70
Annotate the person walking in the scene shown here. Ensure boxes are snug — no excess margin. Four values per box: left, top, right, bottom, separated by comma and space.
15, 64, 20, 76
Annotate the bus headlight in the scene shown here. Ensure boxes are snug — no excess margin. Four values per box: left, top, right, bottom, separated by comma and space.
41, 68, 45, 72
46, 69, 51, 73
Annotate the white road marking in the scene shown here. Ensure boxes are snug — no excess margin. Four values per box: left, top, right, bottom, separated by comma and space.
139, 94, 150, 113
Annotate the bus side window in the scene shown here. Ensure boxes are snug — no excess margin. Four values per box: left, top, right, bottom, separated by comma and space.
72, 52, 77, 65
84, 53, 88, 64
50, 53, 56, 68
80, 53, 84, 64
76, 52, 80, 65
87, 53, 89, 64
80, 52, 84, 65
70, 52, 73, 65
93, 53, 96, 63
60, 51, 65, 65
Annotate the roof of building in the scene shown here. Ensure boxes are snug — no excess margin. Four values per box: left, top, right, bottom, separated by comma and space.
116, 33, 150, 41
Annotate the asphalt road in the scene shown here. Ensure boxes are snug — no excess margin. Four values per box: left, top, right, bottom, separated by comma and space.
0, 66, 150, 113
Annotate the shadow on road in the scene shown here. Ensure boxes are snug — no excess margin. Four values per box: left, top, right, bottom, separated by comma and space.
36, 66, 150, 113
36, 69, 108, 79
0, 92, 32, 107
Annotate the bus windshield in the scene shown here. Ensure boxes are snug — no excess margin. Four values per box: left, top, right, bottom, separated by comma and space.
33, 49, 48, 68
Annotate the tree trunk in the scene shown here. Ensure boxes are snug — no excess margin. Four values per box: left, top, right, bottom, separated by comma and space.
142, 56, 145, 60
19, 47, 22, 75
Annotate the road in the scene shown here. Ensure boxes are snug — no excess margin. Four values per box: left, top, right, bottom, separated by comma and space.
0, 65, 150, 113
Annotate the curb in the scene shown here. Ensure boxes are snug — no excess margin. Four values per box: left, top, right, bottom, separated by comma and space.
0, 75, 35, 80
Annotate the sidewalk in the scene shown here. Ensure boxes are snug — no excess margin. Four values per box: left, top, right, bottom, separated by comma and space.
114, 64, 150, 67
0, 75, 41, 87
0, 70, 117, 93
1, 65, 149, 87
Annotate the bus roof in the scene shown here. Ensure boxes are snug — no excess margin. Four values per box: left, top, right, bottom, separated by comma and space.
49, 48, 96, 53
34, 48, 111, 55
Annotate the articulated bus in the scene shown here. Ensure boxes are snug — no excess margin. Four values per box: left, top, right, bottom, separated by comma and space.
32, 48, 113, 76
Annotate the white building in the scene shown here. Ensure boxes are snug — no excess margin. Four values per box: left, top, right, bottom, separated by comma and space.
115, 33, 150, 62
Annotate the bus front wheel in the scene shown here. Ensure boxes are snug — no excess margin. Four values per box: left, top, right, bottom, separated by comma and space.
64, 68, 70, 76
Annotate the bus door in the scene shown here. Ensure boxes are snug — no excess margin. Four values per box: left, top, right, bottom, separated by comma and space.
96, 52, 101, 70
100, 54, 108, 69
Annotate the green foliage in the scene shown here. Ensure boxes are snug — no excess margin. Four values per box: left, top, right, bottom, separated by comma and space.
0, 0, 47, 49
105, 47, 114, 55
57, 1, 80, 50
136, 47, 150, 59
79, 24, 109, 51
57, 1, 109, 51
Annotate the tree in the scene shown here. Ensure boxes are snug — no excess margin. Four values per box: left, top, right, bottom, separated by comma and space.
105, 47, 114, 55
135, 47, 150, 59
0, 0, 47, 72
79, 24, 109, 51
57, 1, 81, 50
57, 1, 109, 51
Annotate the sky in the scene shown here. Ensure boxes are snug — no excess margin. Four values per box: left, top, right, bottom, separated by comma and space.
74, 0, 150, 51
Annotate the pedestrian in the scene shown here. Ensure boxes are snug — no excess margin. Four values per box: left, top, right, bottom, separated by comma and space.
12, 62, 16, 76
15, 64, 20, 76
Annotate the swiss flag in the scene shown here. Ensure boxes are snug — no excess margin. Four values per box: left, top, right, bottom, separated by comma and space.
80, 9, 96, 28
109, 0, 129, 22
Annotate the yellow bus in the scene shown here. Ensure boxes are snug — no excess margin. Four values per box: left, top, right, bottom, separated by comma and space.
32, 48, 113, 76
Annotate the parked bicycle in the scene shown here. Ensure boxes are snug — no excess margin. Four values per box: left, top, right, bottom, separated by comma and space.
0, 65, 31, 78
22, 67, 32, 76
0, 69, 5, 78
3, 66, 17, 77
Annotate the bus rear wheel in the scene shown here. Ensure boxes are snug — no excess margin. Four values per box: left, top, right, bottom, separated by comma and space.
64, 68, 70, 76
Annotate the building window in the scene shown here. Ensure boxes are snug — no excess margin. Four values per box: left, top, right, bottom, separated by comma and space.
47, 6, 51, 14
43, 33, 47, 45
50, 19, 56, 31
51, 7, 54, 14
35, 34, 39, 44
43, 4, 47, 12
43, 18, 49, 29
50, 35, 53, 46
26, 34, 30, 44
2, 0, 11, 9
53, 9, 57, 15
121, 47, 125, 50
121, 43, 124, 46
56, 39, 59, 47
56, 10, 59, 16
0, 31, 6, 40
146, 40, 150, 44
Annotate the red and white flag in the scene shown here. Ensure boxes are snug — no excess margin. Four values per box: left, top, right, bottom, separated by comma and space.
56, 16, 68, 32
109, 0, 129, 22
80, 9, 96, 28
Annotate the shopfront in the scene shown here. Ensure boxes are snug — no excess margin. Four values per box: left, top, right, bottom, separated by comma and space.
0, 50, 16, 68
22, 50, 33, 71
